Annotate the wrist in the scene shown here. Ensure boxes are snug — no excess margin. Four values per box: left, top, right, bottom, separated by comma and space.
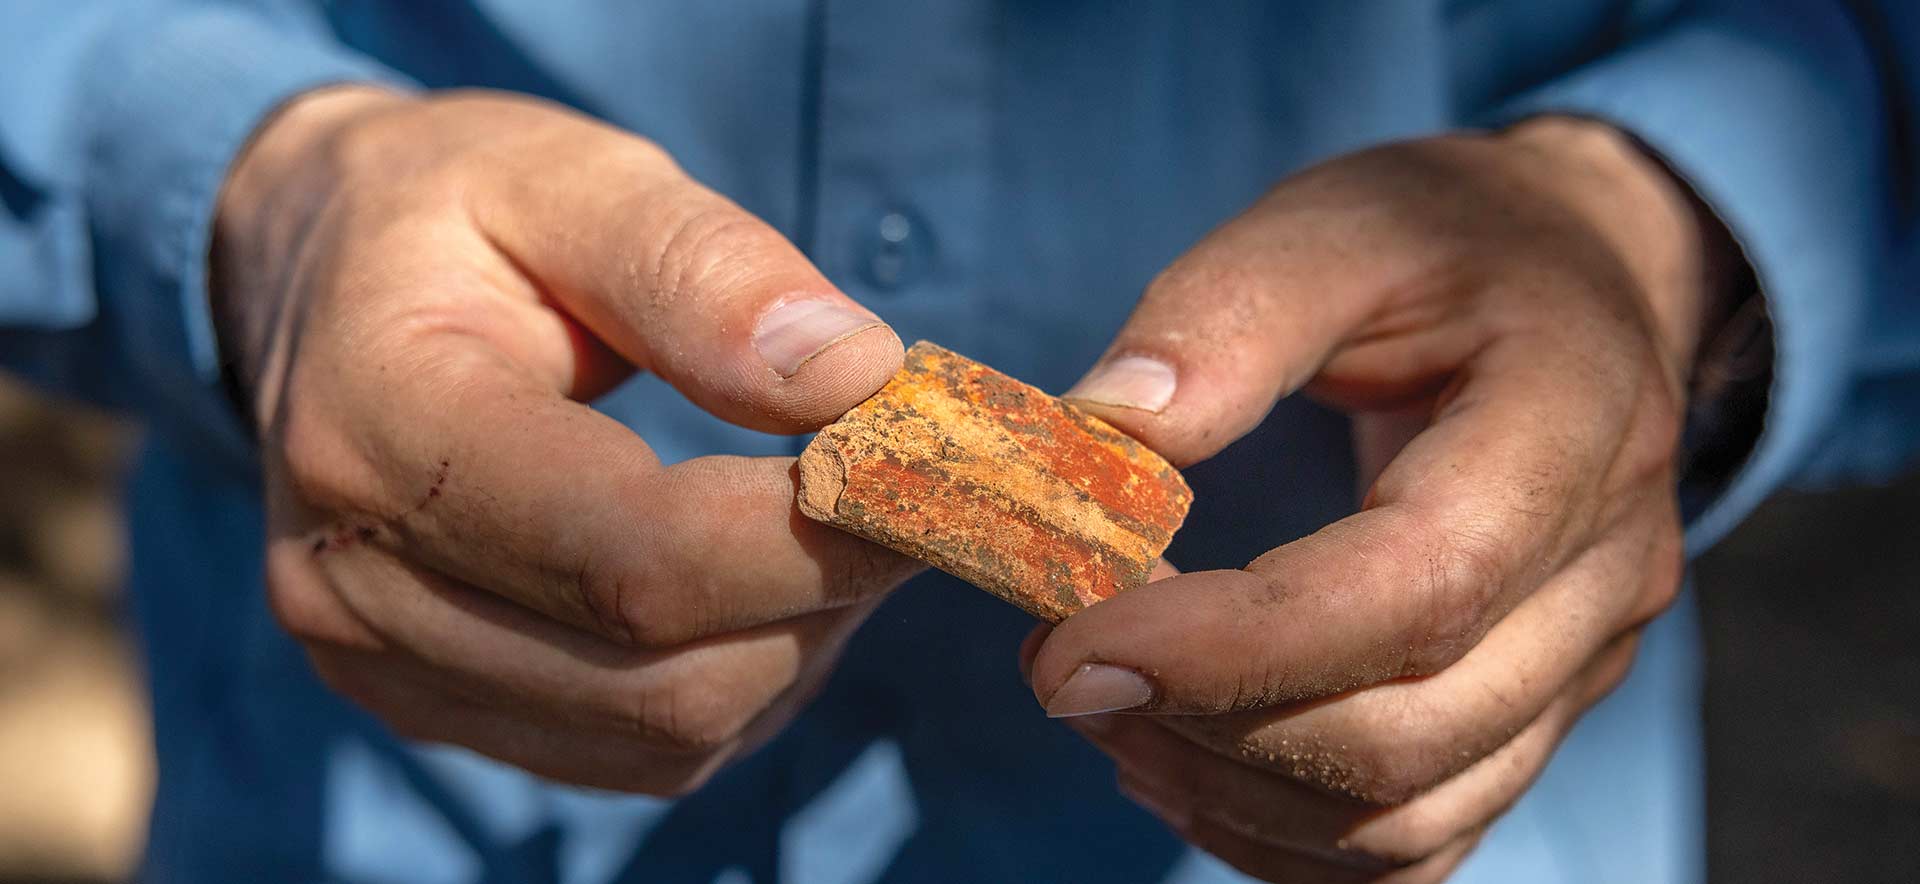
1498, 116, 1743, 389
211, 84, 413, 428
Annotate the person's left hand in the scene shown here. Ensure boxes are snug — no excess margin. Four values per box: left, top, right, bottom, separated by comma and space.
1023, 117, 1736, 882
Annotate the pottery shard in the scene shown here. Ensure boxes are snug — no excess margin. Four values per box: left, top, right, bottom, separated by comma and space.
798, 341, 1193, 622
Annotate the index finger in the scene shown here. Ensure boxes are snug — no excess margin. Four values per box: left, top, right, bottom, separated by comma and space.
276, 342, 920, 648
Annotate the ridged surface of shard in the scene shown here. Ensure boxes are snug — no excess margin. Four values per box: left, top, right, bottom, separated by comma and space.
798, 341, 1193, 621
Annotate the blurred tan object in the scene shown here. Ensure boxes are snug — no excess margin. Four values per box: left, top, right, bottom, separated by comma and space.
0, 376, 150, 882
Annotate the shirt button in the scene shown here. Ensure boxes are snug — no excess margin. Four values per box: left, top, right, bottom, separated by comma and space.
858, 207, 932, 292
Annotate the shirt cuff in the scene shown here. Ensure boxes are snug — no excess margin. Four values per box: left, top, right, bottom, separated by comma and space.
1488, 5, 1884, 553
79, 6, 414, 466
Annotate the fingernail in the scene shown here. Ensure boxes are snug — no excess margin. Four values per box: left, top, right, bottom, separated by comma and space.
1063, 355, 1176, 412
1046, 663, 1153, 718
1118, 774, 1193, 831
753, 298, 884, 378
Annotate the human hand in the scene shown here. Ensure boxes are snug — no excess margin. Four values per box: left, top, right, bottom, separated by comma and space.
1027, 117, 1735, 880
213, 87, 921, 795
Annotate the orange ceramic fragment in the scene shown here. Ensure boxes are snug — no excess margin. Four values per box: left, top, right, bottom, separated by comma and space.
798, 341, 1193, 621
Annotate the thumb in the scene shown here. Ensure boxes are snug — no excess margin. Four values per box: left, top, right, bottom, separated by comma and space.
472, 102, 899, 431
1061, 191, 1392, 465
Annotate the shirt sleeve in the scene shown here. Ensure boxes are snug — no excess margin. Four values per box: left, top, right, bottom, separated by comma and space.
0, 1, 412, 460
1490, 0, 1913, 553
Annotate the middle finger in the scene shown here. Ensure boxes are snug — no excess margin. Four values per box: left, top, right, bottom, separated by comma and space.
1161, 505, 1675, 804
277, 540, 876, 751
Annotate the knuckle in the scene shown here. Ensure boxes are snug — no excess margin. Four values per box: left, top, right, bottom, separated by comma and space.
604, 568, 705, 650
1587, 637, 1642, 702
1594, 654, 1636, 699
1399, 525, 1506, 676
621, 678, 758, 755
645, 200, 784, 307
1247, 725, 1452, 807
1349, 742, 1451, 807
263, 549, 317, 634
618, 591, 702, 651
570, 557, 641, 646
1618, 382, 1684, 483
569, 535, 701, 649
1337, 711, 1457, 806
275, 399, 387, 515
1348, 803, 1468, 868
1642, 541, 1686, 615
265, 546, 374, 649
265, 576, 323, 645
610, 132, 677, 170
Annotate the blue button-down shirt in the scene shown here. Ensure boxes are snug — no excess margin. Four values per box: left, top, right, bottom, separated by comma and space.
3, 2, 1914, 882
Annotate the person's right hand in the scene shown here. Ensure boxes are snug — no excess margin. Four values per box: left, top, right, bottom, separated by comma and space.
211, 87, 921, 795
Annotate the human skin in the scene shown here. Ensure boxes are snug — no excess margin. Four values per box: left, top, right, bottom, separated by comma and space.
1028, 118, 1737, 881
212, 86, 924, 795
217, 86, 1728, 879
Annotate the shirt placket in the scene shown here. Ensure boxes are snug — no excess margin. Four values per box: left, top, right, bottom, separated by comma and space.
805, 0, 998, 358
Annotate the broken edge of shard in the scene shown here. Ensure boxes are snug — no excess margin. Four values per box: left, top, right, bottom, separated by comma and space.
796, 426, 849, 523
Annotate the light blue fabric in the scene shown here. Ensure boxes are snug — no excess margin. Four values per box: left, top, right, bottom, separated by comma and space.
1492, 0, 1894, 552
3, 2, 1914, 882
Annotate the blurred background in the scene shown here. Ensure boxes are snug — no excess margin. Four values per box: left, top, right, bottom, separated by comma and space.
0, 377, 148, 884
0, 373, 1914, 884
